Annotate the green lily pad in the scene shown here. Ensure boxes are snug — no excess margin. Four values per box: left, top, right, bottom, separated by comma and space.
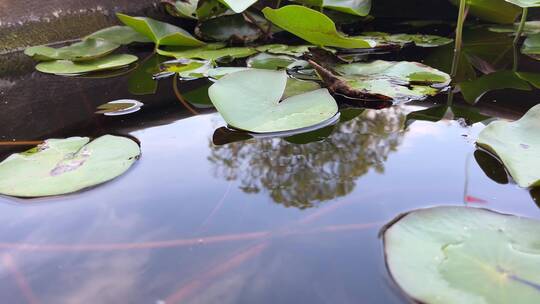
489, 21, 540, 35
262, 5, 373, 49
476, 104, 540, 188
86, 26, 152, 45
384, 206, 540, 304
0, 135, 141, 197
333, 60, 450, 102
359, 32, 453, 48
247, 53, 306, 70
116, 13, 204, 47
96, 99, 144, 116
292, 0, 371, 16
255, 44, 314, 56
35, 54, 138, 75
505, 0, 540, 7
157, 43, 256, 61
217, 0, 257, 13
162, 0, 198, 19
448, 0, 521, 24
24, 39, 120, 62
522, 33, 540, 60
459, 71, 531, 104
208, 69, 338, 133
195, 14, 263, 43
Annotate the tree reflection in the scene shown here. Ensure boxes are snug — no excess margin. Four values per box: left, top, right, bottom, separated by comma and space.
208, 107, 407, 209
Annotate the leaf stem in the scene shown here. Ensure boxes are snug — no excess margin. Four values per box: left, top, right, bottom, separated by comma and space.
450, 0, 467, 78
513, 7, 528, 71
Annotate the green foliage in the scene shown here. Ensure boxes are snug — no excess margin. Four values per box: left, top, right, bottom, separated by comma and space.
24, 39, 120, 62
208, 69, 338, 133
0, 136, 140, 197
262, 5, 373, 48
384, 206, 540, 304
477, 104, 540, 188
35, 54, 138, 75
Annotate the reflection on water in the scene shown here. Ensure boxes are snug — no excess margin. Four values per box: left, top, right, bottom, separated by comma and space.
209, 107, 407, 209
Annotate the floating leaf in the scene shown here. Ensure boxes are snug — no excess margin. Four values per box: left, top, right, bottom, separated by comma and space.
359, 32, 453, 48
153, 58, 211, 79
162, 0, 198, 19
86, 26, 152, 45
217, 0, 257, 13
195, 14, 263, 43
384, 206, 540, 304
292, 0, 371, 16
24, 39, 119, 62
505, 0, 540, 7
489, 21, 540, 35
448, 0, 521, 24
459, 71, 531, 103
329, 60, 450, 102
0, 135, 140, 197
476, 104, 540, 188
35, 54, 138, 75
96, 99, 144, 116
208, 69, 338, 133
256, 44, 314, 56
247, 53, 306, 70
157, 43, 256, 61
262, 5, 373, 49
522, 33, 540, 60
116, 13, 204, 47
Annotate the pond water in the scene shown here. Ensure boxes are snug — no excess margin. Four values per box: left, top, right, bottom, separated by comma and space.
0, 24, 539, 303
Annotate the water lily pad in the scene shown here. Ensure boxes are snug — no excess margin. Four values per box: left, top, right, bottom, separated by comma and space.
195, 14, 263, 43
247, 53, 306, 70
449, 0, 520, 24
505, 0, 540, 7
332, 60, 450, 102
86, 26, 152, 45
157, 44, 256, 61
292, 0, 371, 16
162, 0, 198, 19
96, 99, 144, 116
217, 0, 257, 13
262, 5, 373, 49
489, 21, 540, 35
35, 54, 138, 75
459, 71, 531, 103
153, 58, 211, 79
256, 44, 314, 56
359, 32, 453, 48
24, 39, 120, 62
116, 13, 204, 47
384, 206, 540, 304
522, 33, 540, 60
0, 135, 141, 197
208, 69, 338, 133
476, 104, 540, 188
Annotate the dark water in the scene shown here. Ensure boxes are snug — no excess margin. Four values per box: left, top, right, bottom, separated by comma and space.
0, 26, 539, 304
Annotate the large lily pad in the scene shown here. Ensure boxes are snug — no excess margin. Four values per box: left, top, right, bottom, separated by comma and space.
24, 39, 119, 62
262, 5, 373, 49
208, 69, 338, 133
292, 0, 371, 16
255, 44, 314, 56
505, 0, 540, 7
195, 14, 263, 43
384, 206, 540, 304
331, 60, 450, 102
448, 0, 521, 24
157, 43, 256, 61
116, 13, 204, 47
489, 21, 540, 35
476, 104, 540, 188
35, 54, 138, 75
0, 135, 140, 197
86, 26, 152, 45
